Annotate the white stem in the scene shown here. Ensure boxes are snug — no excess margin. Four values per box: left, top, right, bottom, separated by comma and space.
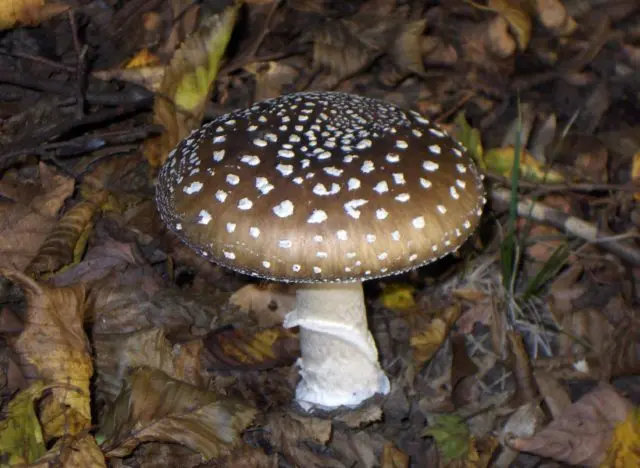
283, 283, 390, 410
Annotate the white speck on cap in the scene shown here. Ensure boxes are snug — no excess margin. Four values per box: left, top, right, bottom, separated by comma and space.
183, 181, 203, 194
273, 200, 294, 217
308, 210, 328, 223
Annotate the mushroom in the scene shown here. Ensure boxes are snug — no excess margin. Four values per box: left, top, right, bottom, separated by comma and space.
156, 91, 485, 410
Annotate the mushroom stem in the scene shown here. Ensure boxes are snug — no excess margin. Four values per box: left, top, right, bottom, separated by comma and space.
283, 283, 390, 410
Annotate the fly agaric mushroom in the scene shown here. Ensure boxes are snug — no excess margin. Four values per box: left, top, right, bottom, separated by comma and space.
156, 91, 485, 410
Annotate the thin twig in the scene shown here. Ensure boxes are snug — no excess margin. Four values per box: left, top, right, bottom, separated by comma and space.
490, 187, 640, 266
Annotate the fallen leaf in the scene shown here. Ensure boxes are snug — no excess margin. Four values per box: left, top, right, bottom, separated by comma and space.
203, 325, 299, 370
94, 328, 206, 405
508, 383, 633, 466
26, 193, 106, 278
265, 410, 338, 467
100, 367, 256, 460
245, 60, 301, 102
32, 434, 106, 467
423, 414, 478, 463
484, 146, 565, 182
0, 381, 49, 465
601, 406, 640, 467
453, 113, 485, 170
0, 0, 69, 30
0, 163, 74, 271
229, 283, 296, 327
381, 442, 408, 468
1, 269, 91, 439
380, 283, 417, 311
145, 3, 241, 167
410, 304, 461, 368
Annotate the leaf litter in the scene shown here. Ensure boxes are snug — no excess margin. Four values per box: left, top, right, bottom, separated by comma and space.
0, 0, 640, 467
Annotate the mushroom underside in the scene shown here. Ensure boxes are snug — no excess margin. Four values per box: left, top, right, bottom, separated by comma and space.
283, 282, 390, 410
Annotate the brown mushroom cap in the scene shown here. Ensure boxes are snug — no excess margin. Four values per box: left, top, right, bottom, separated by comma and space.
156, 91, 485, 282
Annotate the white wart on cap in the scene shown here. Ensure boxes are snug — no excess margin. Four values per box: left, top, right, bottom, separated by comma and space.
156, 91, 485, 282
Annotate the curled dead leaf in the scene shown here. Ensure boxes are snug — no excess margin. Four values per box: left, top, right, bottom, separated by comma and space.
507, 383, 633, 466
100, 367, 256, 460
0, 269, 91, 439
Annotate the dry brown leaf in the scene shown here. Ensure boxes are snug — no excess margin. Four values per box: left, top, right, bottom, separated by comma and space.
203, 325, 299, 370
389, 19, 428, 77
229, 283, 296, 327
145, 4, 240, 167
32, 434, 106, 467
495, 402, 545, 467
533, 370, 572, 417
0, 163, 74, 271
101, 367, 256, 460
0, 269, 91, 439
381, 442, 409, 468
508, 383, 633, 466
486, 15, 516, 58
410, 304, 461, 368
26, 193, 106, 277
48, 238, 146, 288
265, 411, 338, 467
245, 60, 301, 102
311, 14, 398, 88
535, 0, 576, 36
94, 328, 205, 405
88, 266, 215, 336
488, 0, 532, 50
0, 0, 69, 30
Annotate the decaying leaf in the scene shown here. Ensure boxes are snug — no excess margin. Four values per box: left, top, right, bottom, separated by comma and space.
379, 283, 417, 311
229, 283, 296, 327
453, 113, 485, 169
265, 410, 337, 467
507, 383, 633, 466
145, 3, 241, 167
468, 0, 532, 50
32, 434, 106, 467
410, 304, 461, 368
484, 146, 564, 182
100, 367, 256, 460
1, 269, 92, 439
0, 0, 69, 30
311, 14, 399, 88
26, 191, 107, 278
381, 442, 409, 468
203, 325, 299, 370
0, 163, 74, 271
244, 60, 301, 102
423, 414, 478, 463
0, 381, 49, 465
601, 406, 640, 467
94, 327, 206, 405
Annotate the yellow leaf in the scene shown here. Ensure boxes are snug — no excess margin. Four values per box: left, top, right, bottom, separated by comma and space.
124, 48, 161, 68
601, 407, 640, 468
145, 2, 241, 167
485, 146, 564, 183
454, 113, 485, 169
410, 304, 461, 367
380, 284, 417, 311
0, 382, 49, 465
0, 269, 91, 439
466, 0, 532, 50
488, 0, 532, 50
0, 0, 68, 30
